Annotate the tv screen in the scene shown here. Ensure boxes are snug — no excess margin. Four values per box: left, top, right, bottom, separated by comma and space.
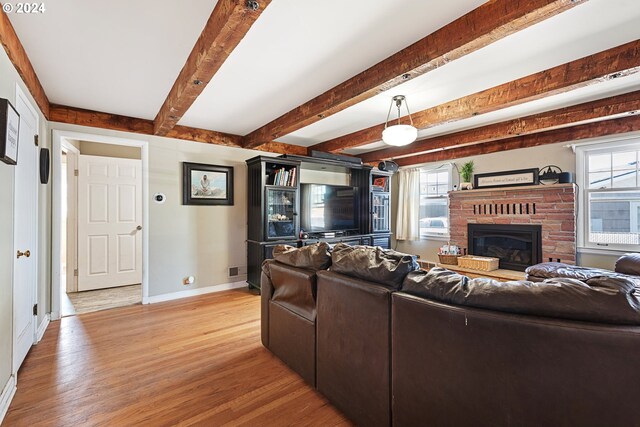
301, 184, 358, 232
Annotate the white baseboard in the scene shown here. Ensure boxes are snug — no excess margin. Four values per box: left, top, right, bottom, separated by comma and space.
0, 375, 16, 424
36, 314, 50, 343
143, 280, 247, 304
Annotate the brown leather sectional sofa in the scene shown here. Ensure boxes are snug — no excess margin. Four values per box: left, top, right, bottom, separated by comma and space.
261, 243, 640, 427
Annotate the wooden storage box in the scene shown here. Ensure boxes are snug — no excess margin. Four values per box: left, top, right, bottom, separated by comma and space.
438, 254, 458, 265
457, 255, 499, 271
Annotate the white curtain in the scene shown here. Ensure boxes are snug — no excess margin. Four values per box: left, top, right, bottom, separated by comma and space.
396, 168, 421, 241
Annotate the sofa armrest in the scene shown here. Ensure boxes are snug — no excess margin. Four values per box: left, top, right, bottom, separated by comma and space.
260, 260, 276, 348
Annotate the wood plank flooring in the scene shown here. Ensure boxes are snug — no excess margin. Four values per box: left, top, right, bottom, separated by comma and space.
3, 289, 350, 426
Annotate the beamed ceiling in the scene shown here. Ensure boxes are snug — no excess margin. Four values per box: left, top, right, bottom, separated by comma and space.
4, 0, 640, 164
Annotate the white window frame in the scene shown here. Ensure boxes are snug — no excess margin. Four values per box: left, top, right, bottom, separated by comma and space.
419, 164, 453, 241
575, 135, 640, 253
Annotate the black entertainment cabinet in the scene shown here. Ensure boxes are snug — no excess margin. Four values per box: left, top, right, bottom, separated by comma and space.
246, 154, 393, 290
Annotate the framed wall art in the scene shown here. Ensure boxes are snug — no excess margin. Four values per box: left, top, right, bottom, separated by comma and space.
0, 98, 20, 165
182, 162, 234, 205
474, 168, 539, 189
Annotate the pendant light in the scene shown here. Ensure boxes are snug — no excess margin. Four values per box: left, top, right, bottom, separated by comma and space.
382, 95, 418, 146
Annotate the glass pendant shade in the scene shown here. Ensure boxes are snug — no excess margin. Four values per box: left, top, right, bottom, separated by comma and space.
382, 124, 418, 146
382, 95, 418, 146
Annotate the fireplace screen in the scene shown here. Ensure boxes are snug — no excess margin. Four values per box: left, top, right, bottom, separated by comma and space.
468, 224, 542, 271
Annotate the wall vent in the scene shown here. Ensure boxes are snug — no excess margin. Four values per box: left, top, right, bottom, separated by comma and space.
472, 202, 536, 216
228, 267, 239, 277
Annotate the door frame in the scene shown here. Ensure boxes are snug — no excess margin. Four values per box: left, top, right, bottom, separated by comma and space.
61, 141, 79, 293
51, 130, 150, 320
13, 84, 39, 374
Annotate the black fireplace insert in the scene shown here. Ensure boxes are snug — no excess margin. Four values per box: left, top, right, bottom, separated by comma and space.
468, 224, 542, 271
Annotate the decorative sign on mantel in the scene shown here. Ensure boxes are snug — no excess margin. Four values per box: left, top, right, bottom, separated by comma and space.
474, 168, 539, 189
0, 98, 20, 165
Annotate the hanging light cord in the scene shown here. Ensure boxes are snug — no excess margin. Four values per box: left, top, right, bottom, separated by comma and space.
384, 96, 414, 128
384, 100, 395, 130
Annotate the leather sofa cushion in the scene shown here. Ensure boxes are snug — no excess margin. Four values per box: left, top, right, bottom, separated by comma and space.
330, 243, 418, 289
402, 267, 640, 325
273, 242, 331, 271
615, 253, 640, 276
526, 262, 618, 281
269, 261, 317, 321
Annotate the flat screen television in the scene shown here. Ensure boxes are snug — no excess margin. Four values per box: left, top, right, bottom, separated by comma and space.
300, 184, 359, 232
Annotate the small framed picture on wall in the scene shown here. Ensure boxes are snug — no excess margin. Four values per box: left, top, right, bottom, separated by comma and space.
0, 98, 20, 165
182, 162, 234, 205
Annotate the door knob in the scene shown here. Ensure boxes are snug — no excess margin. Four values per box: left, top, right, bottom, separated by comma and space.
17, 250, 31, 259
136, 225, 142, 231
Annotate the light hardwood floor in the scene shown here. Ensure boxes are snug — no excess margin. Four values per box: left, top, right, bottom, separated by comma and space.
3, 289, 350, 426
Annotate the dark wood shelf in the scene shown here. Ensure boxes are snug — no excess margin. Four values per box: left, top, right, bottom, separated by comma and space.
246, 155, 394, 290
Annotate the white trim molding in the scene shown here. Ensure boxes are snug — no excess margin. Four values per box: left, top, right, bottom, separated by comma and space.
575, 135, 640, 253
0, 375, 17, 424
51, 129, 150, 320
144, 281, 247, 304
35, 314, 50, 344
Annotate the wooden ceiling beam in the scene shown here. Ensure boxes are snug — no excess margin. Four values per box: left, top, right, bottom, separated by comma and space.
394, 114, 640, 166
243, 0, 585, 149
153, 0, 272, 136
360, 90, 640, 163
0, 7, 50, 118
50, 104, 306, 155
312, 39, 640, 154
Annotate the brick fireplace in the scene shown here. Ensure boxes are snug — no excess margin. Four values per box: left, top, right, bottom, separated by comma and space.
449, 183, 577, 267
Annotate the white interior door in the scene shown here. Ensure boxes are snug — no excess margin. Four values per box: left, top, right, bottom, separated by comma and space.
13, 94, 38, 372
78, 155, 142, 291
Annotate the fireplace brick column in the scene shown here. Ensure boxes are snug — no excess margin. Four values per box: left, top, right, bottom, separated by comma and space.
449, 184, 577, 264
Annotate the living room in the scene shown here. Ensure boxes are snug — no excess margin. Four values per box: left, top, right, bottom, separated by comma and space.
1, 0, 639, 425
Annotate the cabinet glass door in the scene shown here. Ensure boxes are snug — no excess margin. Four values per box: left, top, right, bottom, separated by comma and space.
266, 188, 297, 239
372, 193, 390, 232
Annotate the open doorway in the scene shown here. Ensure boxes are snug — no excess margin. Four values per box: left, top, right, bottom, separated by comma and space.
53, 131, 149, 319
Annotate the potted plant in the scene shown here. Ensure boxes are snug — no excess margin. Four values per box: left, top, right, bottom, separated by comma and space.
460, 161, 475, 190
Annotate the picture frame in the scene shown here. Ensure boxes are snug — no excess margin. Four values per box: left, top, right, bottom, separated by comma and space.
0, 98, 20, 165
474, 168, 539, 189
182, 162, 234, 206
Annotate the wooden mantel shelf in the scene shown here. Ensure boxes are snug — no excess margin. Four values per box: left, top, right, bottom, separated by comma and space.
450, 183, 575, 196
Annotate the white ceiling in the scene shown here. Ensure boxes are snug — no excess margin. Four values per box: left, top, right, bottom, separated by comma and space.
281, 0, 640, 147
8, 0, 217, 119
178, 0, 486, 135
8, 0, 640, 156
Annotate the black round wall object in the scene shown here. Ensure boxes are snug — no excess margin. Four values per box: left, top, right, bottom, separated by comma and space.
40, 148, 50, 184
377, 160, 399, 173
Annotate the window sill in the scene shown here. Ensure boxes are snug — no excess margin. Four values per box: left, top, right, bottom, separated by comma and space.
577, 247, 633, 256
420, 235, 451, 242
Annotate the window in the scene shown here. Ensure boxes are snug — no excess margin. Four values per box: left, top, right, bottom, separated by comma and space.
419, 166, 451, 239
577, 139, 640, 251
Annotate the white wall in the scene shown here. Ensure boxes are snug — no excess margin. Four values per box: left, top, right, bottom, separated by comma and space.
394, 141, 619, 270
50, 122, 281, 297
0, 46, 49, 397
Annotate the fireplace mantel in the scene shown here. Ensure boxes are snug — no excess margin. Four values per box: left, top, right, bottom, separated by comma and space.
450, 183, 575, 196
448, 183, 577, 265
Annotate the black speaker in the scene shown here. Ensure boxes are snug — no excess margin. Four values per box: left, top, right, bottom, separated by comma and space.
39, 148, 50, 184
558, 172, 574, 184
378, 160, 398, 173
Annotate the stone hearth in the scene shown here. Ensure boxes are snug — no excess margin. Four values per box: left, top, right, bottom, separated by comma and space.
449, 183, 576, 265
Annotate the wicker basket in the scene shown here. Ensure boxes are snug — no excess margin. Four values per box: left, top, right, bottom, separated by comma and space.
438, 254, 459, 265
457, 255, 499, 271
